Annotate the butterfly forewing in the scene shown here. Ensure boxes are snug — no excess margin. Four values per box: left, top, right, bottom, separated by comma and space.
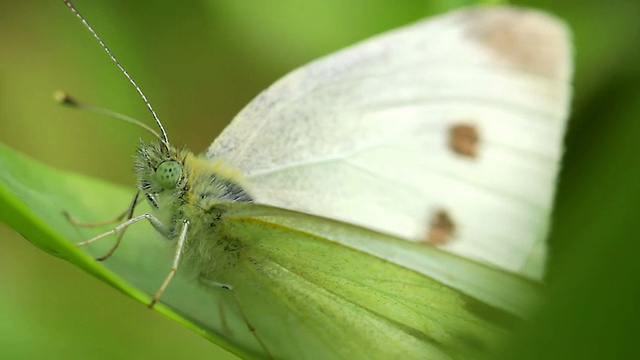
206, 6, 572, 280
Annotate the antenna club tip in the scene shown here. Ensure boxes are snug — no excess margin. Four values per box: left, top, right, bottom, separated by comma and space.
54, 90, 78, 106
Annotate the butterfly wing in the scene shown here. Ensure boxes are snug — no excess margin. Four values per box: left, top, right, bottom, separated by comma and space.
206, 6, 572, 280
206, 202, 529, 360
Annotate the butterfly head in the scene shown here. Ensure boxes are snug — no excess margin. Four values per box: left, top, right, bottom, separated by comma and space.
135, 140, 190, 209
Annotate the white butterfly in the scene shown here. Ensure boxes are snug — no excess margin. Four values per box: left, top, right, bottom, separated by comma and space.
207, 6, 572, 280
48, 3, 573, 359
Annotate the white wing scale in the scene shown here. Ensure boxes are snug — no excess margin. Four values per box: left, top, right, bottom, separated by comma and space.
206, 6, 572, 279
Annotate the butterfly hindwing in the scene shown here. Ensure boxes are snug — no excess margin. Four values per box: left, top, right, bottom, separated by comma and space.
207, 203, 520, 360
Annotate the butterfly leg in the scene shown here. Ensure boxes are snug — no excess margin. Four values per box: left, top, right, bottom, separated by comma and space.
76, 212, 168, 247
65, 191, 140, 227
70, 191, 141, 261
199, 278, 273, 359
149, 219, 189, 308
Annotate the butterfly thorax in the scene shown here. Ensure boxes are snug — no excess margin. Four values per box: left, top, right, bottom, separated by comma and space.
134, 140, 254, 275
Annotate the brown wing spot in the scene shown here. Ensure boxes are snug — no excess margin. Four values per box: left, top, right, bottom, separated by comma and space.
449, 124, 479, 158
426, 210, 456, 245
462, 7, 571, 79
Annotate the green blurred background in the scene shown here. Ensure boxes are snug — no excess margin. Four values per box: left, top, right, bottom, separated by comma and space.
1, 0, 638, 359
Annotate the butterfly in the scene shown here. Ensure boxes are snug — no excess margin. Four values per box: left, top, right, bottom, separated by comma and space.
52, 2, 573, 359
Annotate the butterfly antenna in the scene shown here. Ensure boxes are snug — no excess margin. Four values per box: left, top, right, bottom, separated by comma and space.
61, 0, 169, 145
54, 91, 163, 140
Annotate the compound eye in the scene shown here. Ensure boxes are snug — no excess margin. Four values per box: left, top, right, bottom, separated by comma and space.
155, 161, 182, 189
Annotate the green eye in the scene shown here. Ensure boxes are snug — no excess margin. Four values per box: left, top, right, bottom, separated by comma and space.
155, 161, 182, 189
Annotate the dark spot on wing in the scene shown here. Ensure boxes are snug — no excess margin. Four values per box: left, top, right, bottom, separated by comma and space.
449, 124, 479, 158
426, 209, 456, 245
462, 7, 570, 79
